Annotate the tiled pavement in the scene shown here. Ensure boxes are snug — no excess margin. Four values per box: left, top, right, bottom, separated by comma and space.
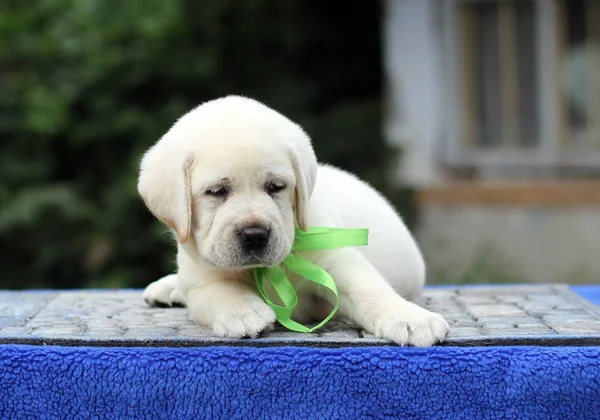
1, 285, 600, 347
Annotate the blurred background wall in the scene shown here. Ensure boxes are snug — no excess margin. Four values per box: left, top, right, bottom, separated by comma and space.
1, 0, 599, 289
389, 0, 600, 284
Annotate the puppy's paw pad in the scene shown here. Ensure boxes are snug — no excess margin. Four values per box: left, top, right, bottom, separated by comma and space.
376, 305, 450, 347
212, 298, 276, 339
143, 274, 186, 308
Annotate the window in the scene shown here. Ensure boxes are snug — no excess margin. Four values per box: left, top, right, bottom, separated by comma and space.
442, 0, 600, 174
558, 0, 600, 149
461, 0, 538, 149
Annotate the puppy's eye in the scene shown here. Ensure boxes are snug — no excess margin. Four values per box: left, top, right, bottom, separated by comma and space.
266, 182, 286, 195
205, 186, 230, 197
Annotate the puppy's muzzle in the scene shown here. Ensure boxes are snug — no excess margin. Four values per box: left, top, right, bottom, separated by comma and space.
239, 226, 271, 252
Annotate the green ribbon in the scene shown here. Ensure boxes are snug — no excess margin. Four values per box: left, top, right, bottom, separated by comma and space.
253, 227, 369, 333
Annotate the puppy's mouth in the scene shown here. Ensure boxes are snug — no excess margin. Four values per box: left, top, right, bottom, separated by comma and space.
231, 248, 287, 269
202, 247, 289, 269
203, 229, 292, 269
236, 251, 286, 269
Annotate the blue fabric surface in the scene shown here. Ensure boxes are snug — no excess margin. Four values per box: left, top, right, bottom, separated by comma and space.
1, 286, 599, 420
1, 345, 600, 420
573, 285, 600, 306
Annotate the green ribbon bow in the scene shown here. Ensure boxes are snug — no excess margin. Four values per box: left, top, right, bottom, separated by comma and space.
253, 227, 369, 333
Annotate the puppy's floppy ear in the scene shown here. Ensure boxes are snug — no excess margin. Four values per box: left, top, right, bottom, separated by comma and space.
289, 131, 318, 232
138, 142, 194, 243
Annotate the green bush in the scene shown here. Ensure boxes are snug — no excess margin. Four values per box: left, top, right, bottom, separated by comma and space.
0, 0, 405, 289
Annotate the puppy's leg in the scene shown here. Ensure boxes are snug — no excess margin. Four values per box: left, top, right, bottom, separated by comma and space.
143, 274, 186, 308
185, 279, 276, 339
315, 249, 449, 347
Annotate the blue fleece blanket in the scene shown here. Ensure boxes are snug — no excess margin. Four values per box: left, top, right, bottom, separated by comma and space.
1, 287, 600, 420
2, 345, 600, 419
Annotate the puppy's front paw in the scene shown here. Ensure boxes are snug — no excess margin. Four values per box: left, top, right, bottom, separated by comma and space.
143, 274, 186, 308
375, 302, 450, 347
212, 296, 276, 339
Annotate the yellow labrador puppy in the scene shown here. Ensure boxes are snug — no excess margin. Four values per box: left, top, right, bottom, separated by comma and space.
139, 96, 449, 347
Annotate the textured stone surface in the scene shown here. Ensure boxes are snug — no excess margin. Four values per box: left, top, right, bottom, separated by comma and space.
1, 285, 600, 347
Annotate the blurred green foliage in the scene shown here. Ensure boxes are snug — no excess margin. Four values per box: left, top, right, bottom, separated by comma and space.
0, 0, 407, 289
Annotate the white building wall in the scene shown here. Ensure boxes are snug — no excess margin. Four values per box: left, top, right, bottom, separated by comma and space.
383, 0, 444, 186
382, 1, 600, 284
419, 204, 600, 284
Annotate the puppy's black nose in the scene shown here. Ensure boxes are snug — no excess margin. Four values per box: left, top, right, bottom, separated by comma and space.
240, 227, 270, 251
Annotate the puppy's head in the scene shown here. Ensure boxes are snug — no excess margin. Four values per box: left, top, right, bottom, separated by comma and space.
138, 96, 317, 268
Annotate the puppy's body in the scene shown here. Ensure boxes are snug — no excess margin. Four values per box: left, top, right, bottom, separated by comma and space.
307, 164, 425, 300
140, 96, 449, 347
